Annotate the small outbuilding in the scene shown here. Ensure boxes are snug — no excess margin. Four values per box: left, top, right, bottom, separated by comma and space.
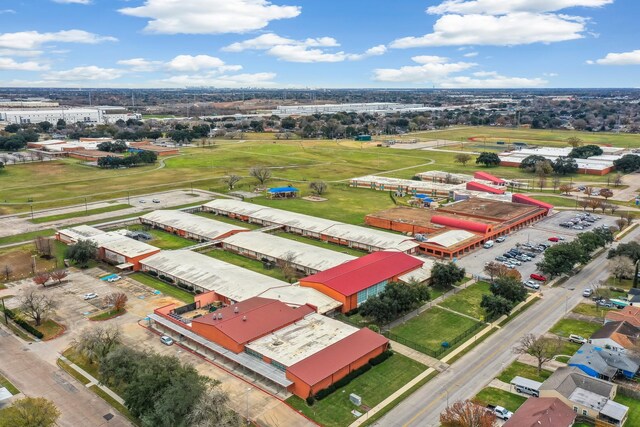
267, 186, 299, 199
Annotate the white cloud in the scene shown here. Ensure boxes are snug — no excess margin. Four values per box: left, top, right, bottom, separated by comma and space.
43, 66, 125, 81
0, 30, 117, 50
0, 9, 16, 14
53, 0, 92, 4
373, 57, 475, 82
439, 73, 548, 88
0, 58, 48, 71
118, 55, 242, 73
157, 72, 278, 88
463, 51, 478, 57
390, 13, 585, 48
119, 0, 301, 35
412, 55, 450, 64
116, 58, 163, 72
224, 33, 385, 63
427, 0, 613, 15
0, 49, 44, 57
590, 49, 640, 65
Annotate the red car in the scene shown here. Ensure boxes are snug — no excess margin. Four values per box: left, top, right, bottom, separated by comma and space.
530, 273, 547, 282
548, 237, 559, 242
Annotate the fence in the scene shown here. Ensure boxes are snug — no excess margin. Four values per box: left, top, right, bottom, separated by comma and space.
384, 321, 486, 359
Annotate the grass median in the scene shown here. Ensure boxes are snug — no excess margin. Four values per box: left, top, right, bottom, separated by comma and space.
30, 204, 131, 224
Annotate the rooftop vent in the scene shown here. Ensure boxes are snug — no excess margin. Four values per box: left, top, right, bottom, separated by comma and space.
242, 316, 247, 321
217, 313, 223, 320
234, 306, 239, 314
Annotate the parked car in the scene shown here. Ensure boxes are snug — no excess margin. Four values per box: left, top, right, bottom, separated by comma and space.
582, 289, 593, 297
524, 280, 540, 290
160, 335, 174, 346
597, 300, 613, 308
138, 199, 146, 203
504, 253, 514, 259
496, 236, 507, 243
530, 273, 547, 282
488, 405, 513, 420
152, 199, 161, 203
107, 275, 122, 283
510, 259, 522, 266
548, 237, 559, 242
83, 292, 98, 300
495, 256, 507, 262
569, 334, 587, 344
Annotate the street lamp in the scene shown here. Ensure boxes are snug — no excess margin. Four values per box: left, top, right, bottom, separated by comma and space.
245, 387, 251, 425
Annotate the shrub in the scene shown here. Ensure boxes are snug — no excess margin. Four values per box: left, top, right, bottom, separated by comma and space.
147, 270, 158, 277
369, 350, 393, 366
3, 308, 44, 339
305, 396, 315, 406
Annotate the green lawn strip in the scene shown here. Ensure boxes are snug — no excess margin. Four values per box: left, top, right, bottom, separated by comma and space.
128, 272, 194, 303
194, 211, 262, 230
273, 231, 368, 257
204, 249, 288, 282
286, 353, 426, 427
31, 204, 131, 224
360, 370, 439, 427
614, 394, 640, 426
556, 356, 571, 363
57, 358, 91, 386
2, 318, 34, 341
498, 297, 541, 327
572, 303, 613, 319
35, 319, 65, 340
0, 373, 19, 395
497, 361, 552, 384
0, 228, 55, 246
556, 341, 582, 357
438, 281, 492, 320
606, 277, 634, 290
89, 308, 126, 321
126, 225, 194, 250
390, 307, 482, 353
445, 327, 498, 365
549, 318, 602, 339
85, 212, 143, 226
473, 387, 527, 413
90, 385, 141, 426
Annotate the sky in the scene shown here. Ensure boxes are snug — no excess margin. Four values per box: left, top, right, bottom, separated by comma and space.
0, 0, 638, 89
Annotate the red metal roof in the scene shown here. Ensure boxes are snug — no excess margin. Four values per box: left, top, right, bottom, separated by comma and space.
287, 328, 388, 385
191, 297, 314, 345
466, 181, 505, 194
474, 171, 506, 184
300, 251, 423, 296
512, 194, 554, 210
504, 397, 576, 427
431, 215, 491, 234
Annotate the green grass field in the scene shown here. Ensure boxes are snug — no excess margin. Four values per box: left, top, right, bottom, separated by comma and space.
473, 387, 527, 413
128, 272, 194, 303
30, 203, 131, 224
273, 231, 368, 256
390, 307, 482, 353
127, 225, 194, 250
0, 373, 19, 395
203, 249, 289, 282
438, 281, 492, 320
615, 394, 640, 426
0, 228, 55, 245
497, 361, 552, 384
572, 303, 613, 318
286, 353, 426, 427
549, 318, 603, 339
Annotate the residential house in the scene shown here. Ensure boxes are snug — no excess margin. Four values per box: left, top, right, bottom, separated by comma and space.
589, 321, 640, 353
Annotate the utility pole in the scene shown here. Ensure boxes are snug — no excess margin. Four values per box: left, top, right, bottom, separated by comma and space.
85, 197, 88, 214
1, 297, 7, 325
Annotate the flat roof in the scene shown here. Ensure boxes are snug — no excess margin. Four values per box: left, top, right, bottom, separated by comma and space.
58, 225, 104, 241
92, 232, 159, 258
350, 175, 465, 192
569, 387, 609, 411
287, 328, 388, 385
140, 210, 247, 240
246, 312, 358, 367
221, 231, 355, 272
510, 376, 542, 390
426, 229, 478, 248
322, 224, 420, 252
192, 297, 315, 345
301, 251, 423, 296
600, 400, 628, 421
438, 198, 544, 223
140, 250, 340, 311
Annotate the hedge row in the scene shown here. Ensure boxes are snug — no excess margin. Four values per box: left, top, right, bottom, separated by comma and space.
3, 308, 44, 339
310, 350, 394, 404
147, 270, 158, 277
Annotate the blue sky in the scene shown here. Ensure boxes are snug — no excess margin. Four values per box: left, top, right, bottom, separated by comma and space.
0, 0, 638, 88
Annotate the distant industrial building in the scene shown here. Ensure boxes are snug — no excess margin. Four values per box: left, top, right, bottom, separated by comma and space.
272, 102, 439, 116
0, 106, 141, 125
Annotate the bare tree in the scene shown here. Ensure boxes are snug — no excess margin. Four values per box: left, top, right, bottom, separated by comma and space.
19, 290, 56, 326
50, 270, 68, 284
616, 218, 628, 231
105, 292, 128, 313
32, 272, 51, 287
614, 173, 623, 187
223, 174, 242, 190
249, 166, 272, 186
558, 184, 572, 195
309, 181, 328, 196
3, 264, 12, 281
552, 176, 561, 192
601, 203, 609, 214
610, 204, 619, 216
277, 252, 299, 283
588, 199, 602, 212
72, 325, 121, 364
566, 136, 582, 148
513, 334, 562, 374
186, 382, 241, 427
34, 236, 53, 259
599, 188, 614, 201
440, 400, 497, 427
454, 153, 472, 167
608, 256, 635, 282
584, 186, 594, 199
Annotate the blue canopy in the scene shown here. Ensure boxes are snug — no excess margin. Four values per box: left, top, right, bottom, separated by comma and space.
268, 186, 299, 193
414, 194, 433, 202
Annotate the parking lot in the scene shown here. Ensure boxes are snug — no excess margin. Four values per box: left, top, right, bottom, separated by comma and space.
456, 210, 618, 286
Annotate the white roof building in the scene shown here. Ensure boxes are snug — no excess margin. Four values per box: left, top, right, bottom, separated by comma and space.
221, 231, 355, 274
56, 225, 105, 243
426, 230, 477, 248
140, 210, 247, 241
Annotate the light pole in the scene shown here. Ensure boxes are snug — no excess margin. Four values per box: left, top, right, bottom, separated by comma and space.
30, 203, 34, 220
31, 254, 37, 274
84, 197, 88, 214
245, 387, 251, 425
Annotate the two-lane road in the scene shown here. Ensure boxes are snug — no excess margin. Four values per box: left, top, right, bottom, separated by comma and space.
374, 226, 640, 427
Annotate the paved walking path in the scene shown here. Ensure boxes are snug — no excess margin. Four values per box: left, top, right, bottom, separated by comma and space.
516, 353, 567, 372
389, 341, 448, 371
436, 305, 484, 322
487, 378, 512, 393
58, 356, 125, 405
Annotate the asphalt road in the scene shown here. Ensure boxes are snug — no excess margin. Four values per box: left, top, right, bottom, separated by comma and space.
374, 226, 640, 427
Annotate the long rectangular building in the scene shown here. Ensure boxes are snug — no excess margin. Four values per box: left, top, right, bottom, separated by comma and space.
202, 199, 419, 253
221, 231, 355, 275
140, 210, 248, 242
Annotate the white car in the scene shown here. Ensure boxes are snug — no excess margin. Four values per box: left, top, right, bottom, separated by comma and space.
524, 280, 540, 290
83, 292, 98, 300
107, 275, 121, 283
138, 199, 146, 203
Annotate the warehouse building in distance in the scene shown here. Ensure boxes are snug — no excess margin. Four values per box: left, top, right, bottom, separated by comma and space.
221, 231, 355, 275
140, 210, 248, 242
202, 199, 419, 253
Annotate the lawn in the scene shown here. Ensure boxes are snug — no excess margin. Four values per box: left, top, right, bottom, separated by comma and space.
128, 272, 194, 303
497, 361, 552, 384
127, 225, 194, 250
549, 318, 602, 339
35, 319, 65, 340
30, 203, 131, 224
286, 353, 426, 427
438, 281, 492, 320
572, 303, 613, 319
89, 308, 126, 321
195, 211, 262, 230
0, 228, 56, 245
273, 231, 368, 257
203, 249, 289, 282
473, 387, 527, 413
614, 394, 640, 426
0, 373, 19, 395
389, 307, 482, 354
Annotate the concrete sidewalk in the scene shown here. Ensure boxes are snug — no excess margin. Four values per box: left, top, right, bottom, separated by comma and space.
389, 341, 448, 371
58, 356, 125, 405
